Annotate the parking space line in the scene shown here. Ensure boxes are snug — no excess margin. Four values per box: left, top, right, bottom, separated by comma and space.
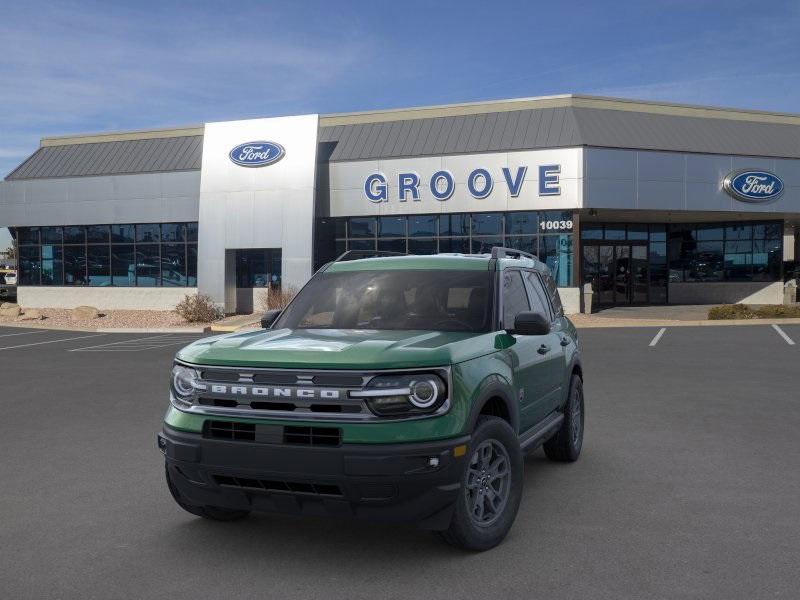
649, 327, 667, 347
69, 334, 201, 352
0, 330, 48, 339
0, 333, 106, 351
771, 324, 795, 346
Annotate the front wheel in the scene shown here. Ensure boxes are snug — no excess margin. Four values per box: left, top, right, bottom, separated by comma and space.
543, 374, 584, 462
440, 416, 523, 551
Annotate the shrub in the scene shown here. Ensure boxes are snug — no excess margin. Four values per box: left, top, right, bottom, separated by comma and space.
257, 286, 298, 312
708, 303, 800, 320
175, 294, 223, 322
707, 304, 757, 320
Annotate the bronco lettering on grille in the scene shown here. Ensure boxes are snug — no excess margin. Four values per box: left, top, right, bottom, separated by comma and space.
208, 385, 341, 400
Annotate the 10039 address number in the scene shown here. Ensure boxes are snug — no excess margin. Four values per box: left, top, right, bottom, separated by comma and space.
539, 220, 573, 232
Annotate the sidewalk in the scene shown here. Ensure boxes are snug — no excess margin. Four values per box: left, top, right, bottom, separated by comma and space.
570, 304, 800, 328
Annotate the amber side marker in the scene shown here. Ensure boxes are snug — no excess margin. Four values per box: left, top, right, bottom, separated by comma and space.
453, 444, 467, 457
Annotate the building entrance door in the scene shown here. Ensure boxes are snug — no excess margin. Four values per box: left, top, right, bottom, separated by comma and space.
583, 242, 649, 305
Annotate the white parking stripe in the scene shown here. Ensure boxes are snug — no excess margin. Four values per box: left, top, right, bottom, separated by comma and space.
69, 334, 201, 352
771, 324, 795, 346
0, 330, 48, 339
67, 333, 174, 351
0, 333, 106, 351
649, 328, 667, 347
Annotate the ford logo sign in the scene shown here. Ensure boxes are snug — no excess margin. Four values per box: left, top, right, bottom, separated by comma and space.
229, 141, 285, 167
723, 169, 784, 203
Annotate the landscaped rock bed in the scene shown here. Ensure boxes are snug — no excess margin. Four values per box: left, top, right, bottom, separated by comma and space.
0, 307, 215, 330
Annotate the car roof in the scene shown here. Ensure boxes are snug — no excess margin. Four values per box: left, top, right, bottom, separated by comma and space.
324, 253, 547, 273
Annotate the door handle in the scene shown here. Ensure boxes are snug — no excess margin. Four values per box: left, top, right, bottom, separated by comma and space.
560, 336, 570, 347
537, 344, 550, 355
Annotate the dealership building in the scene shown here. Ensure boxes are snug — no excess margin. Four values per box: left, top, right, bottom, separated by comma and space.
0, 94, 798, 314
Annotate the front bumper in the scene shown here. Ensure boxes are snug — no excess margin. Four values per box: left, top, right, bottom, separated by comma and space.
159, 425, 470, 530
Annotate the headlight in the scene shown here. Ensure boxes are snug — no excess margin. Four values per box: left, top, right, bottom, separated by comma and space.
352, 373, 447, 417
171, 364, 200, 401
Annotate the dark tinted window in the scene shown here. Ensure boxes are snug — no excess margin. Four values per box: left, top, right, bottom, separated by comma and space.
502, 270, 530, 329
409, 215, 437, 237
276, 270, 492, 332
378, 216, 405, 237
111, 224, 135, 243
349, 217, 376, 238
86, 225, 109, 244
541, 270, 564, 317
87, 245, 110, 286
472, 213, 502, 235
523, 271, 551, 319
136, 224, 160, 243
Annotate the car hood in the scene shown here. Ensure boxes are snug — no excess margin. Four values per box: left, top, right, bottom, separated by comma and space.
176, 328, 499, 369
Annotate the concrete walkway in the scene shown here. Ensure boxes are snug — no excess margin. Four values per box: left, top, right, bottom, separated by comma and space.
570, 304, 800, 328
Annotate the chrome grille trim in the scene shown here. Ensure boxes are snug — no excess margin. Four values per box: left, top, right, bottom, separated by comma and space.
171, 361, 452, 423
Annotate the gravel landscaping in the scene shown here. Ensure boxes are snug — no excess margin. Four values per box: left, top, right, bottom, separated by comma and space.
0, 307, 219, 330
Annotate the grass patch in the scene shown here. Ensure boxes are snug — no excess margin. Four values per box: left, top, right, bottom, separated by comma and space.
708, 304, 800, 320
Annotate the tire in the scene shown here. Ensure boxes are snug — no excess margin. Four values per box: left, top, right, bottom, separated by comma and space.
543, 374, 584, 462
440, 416, 523, 551
165, 464, 250, 522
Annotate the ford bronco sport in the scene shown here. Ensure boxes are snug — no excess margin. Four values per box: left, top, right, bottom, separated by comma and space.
159, 248, 584, 550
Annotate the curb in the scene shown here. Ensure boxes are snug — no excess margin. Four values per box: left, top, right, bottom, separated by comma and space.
571, 316, 800, 328
95, 328, 207, 334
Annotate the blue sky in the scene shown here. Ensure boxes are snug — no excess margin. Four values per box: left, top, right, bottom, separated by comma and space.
1, 0, 799, 249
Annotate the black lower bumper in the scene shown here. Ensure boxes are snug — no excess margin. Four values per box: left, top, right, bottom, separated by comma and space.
159, 425, 470, 530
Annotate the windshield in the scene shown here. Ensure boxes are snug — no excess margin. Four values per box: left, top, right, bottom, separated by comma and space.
275, 269, 493, 332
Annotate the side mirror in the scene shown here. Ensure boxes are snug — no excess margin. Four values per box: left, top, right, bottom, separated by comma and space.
510, 311, 550, 336
260, 309, 282, 329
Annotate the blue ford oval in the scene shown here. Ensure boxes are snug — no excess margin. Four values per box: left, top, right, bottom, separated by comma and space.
724, 170, 784, 203
229, 141, 285, 167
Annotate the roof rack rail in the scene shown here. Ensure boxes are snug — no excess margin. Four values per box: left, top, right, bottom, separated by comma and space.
490, 247, 538, 261
334, 250, 407, 263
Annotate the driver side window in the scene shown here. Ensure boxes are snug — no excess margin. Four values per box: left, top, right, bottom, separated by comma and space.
502, 270, 530, 329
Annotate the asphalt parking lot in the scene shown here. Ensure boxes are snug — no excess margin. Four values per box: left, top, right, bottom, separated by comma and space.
1, 324, 798, 600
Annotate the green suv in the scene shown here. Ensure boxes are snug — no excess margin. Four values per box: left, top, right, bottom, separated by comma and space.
159, 248, 584, 550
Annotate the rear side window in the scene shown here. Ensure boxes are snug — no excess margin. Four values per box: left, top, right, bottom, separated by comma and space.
502, 270, 530, 329
541, 271, 564, 317
523, 271, 552, 320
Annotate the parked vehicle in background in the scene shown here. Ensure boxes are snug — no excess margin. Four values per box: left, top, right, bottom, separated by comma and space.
0, 268, 16, 301
158, 248, 585, 551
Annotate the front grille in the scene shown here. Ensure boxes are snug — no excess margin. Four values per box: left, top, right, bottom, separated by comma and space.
204, 421, 342, 446
213, 475, 343, 497
205, 421, 255, 441
284, 426, 341, 447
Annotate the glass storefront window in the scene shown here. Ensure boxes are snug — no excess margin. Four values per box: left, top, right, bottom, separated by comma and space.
111, 225, 135, 243
161, 223, 185, 243
378, 216, 406, 237
64, 226, 85, 244
541, 235, 572, 287
86, 225, 110, 244
19, 246, 41, 285
604, 224, 626, 240
64, 246, 87, 285
111, 245, 136, 287
440, 214, 469, 236
471, 236, 503, 254
409, 215, 437, 237
408, 239, 437, 254
41, 245, 63, 286
471, 213, 502, 236
321, 211, 575, 285
580, 224, 603, 240
506, 212, 537, 235
378, 238, 406, 253
18, 227, 40, 245
506, 236, 537, 255
14, 222, 198, 288
136, 245, 160, 286
136, 224, 160, 243
349, 217, 376, 238
439, 238, 469, 254
41, 227, 63, 244
87, 245, 111, 286
162, 244, 187, 286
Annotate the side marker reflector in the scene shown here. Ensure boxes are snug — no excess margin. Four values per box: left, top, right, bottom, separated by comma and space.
453, 444, 467, 457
